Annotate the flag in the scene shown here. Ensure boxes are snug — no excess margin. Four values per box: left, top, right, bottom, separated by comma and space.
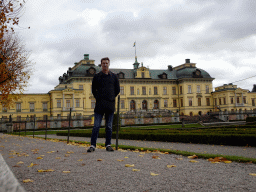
133, 42, 136, 47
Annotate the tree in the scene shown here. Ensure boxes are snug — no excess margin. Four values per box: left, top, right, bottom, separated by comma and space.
0, 0, 31, 108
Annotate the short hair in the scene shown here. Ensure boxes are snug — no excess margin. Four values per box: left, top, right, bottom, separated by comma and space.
101, 57, 110, 64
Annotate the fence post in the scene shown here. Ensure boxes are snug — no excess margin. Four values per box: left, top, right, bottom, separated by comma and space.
45, 116, 48, 140
67, 108, 72, 144
116, 95, 120, 150
25, 120, 27, 136
33, 115, 36, 138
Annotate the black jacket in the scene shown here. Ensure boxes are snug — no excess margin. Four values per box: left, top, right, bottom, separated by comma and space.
92, 71, 120, 114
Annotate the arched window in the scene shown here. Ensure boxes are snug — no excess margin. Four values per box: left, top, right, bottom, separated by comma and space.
130, 100, 136, 111
142, 100, 147, 110
190, 112, 193, 116
154, 100, 159, 109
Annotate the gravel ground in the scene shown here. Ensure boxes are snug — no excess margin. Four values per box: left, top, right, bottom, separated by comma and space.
0, 133, 256, 192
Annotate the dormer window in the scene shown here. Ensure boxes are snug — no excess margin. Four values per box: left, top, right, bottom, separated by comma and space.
118, 72, 125, 79
158, 73, 167, 79
142, 72, 145, 78
193, 69, 202, 78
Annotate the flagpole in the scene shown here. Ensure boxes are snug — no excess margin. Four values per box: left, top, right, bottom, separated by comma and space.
135, 41, 136, 58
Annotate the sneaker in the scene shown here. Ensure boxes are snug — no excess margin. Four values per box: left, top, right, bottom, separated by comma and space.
87, 146, 95, 152
106, 145, 114, 152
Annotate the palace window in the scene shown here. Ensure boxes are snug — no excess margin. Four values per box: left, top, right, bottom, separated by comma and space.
163, 87, 167, 95
219, 98, 222, 105
57, 100, 61, 108
76, 99, 80, 108
206, 85, 209, 94
180, 86, 182, 94
164, 100, 168, 108
173, 99, 177, 108
180, 98, 183, 107
197, 85, 201, 93
149, 88, 151, 95
79, 85, 83, 89
252, 99, 255, 106
130, 86, 134, 95
188, 85, 192, 93
130, 100, 135, 110
143, 100, 148, 110
172, 87, 176, 95
189, 98, 192, 106
30, 103, 35, 112
42, 102, 48, 112
142, 72, 145, 78
206, 98, 210, 106
16, 103, 21, 112
237, 97, 240, 104
142, 87, 146, 95
2, 105, 7, 112
243, 97, 246, 104
154, 87, 158, 95
121, 100, 125, 109
66, 100, 71, 109
231, 97, 234, 104
223, 97, 226, 105
120, 86, 124, 95
198, 98, 201, 106
137, 88, 140, 95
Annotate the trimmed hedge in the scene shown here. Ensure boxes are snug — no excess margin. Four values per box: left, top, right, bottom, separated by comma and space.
246, 116, 256, 123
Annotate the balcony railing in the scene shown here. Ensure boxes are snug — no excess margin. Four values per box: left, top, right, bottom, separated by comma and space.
235, 103, 244, 107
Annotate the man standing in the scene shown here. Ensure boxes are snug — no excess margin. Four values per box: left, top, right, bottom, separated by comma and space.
87, 57, 120, 152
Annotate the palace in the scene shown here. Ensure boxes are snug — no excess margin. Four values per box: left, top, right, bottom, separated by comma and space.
1, 54, 256, 120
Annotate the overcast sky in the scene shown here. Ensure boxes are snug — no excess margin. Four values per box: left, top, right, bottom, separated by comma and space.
17, 0, 256, 93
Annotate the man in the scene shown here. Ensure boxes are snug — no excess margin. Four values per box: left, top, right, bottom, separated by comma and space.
87, 57, 120, 152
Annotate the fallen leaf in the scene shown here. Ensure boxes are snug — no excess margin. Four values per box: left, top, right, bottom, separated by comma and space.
62, 171, 71, 173
37, 169, 54, 172
150, 172, 159, 176
9, 156, 14, 158
164, 152, 169, 154
188, 155, 198, 159
36, 157, 43, 160
13, 165, 21, 167
132, 169, 140, 172
65, 154, 70, 157
55, 157, 61, 159
210, 161, 220, 164
81, 163, 86, 166
17, 161, 24, 164
167, 165, 176, 168
152, 155, 160, 159
28, 163, 37, 167
140, 152, 145, 155
249, 173, 256, 176
124, 156, 129, 158
77, 159, 83, 161
116, 159, 124, 162
66, 151, 74, 154
23, 179, 33, 183
189, 160, 199, 163
176, 158, 183, 160
139, 155, 144, 157
224, 161, 232, 163
125, 164, 135, 167
97, 159, 103, 161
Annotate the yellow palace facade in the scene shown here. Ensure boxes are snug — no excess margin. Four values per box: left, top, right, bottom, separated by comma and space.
1, 54, 256, 119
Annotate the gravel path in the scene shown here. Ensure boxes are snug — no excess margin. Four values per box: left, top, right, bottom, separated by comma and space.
0, 133, 256, 192
45, 135, 256, 159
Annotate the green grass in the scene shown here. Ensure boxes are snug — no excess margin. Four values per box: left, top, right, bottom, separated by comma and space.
29, 136, 256, 164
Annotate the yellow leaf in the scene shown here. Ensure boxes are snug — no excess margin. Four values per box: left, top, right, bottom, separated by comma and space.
167, 165, 176, 168
132, 169, 140, 172
211, 161, 220, 164
139, 155, 144, 157
249, 173, 256, 176
65, 154, 70, 157
224, 161, 232, 163
176, 158, 183, 160
124, 156, 129, 158
125, 164, 135, 167
77, 159, 83, 161
189, 160, 199, 163
164, 152, 169, 154
40, 155, 45, 156
150, 172, 159, 176
17, 161, 24, 164
55, 157, 61, 159
66, 151, 74, 154
23, 179, 33, 183
117, 159, 124, 162
140, 152, 145, 155
97, 159, 103, 161
63, 171, 71, 173
188, 155, 198, 159
36, 157, 43, 159
28, 163, 34, 167
9, 156, 14, 158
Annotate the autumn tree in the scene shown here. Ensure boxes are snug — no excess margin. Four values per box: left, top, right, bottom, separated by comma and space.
0, 0, 31, 107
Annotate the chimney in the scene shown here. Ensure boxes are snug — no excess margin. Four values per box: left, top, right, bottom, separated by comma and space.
84, 54, 89, 60
252, 84, 256, 92
185, 59, 190, 63
168, 65, 173, 71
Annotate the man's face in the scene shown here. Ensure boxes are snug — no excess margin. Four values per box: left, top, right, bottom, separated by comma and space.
101, 59, 110, 72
